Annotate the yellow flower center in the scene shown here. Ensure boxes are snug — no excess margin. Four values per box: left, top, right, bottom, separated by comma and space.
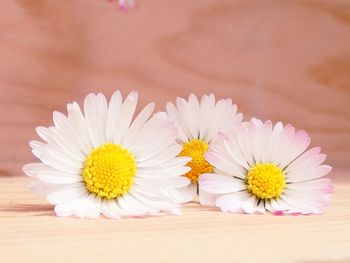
179, 139, 213, 182
82, 143, 136, 199
246, 163, 285, 200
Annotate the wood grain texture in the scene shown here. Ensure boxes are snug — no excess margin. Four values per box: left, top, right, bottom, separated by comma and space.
0, 173, 349, 263
0, 0, 349, 176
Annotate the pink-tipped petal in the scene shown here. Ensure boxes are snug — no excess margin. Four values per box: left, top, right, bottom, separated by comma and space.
287, 165, 332, 183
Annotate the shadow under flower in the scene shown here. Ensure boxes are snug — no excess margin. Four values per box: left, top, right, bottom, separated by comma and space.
0, 203, 55, 216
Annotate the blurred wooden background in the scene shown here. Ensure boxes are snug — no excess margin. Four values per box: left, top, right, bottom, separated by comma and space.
0, 0, 349, 176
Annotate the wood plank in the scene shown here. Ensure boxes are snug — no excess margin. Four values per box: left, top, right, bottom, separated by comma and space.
0, 174, 349, 263
0, 0, 349, 176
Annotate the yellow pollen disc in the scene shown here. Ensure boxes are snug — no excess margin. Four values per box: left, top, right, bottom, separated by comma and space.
246, 163, 286, 200
82, 143, 136, 199
179, 139, 213, 182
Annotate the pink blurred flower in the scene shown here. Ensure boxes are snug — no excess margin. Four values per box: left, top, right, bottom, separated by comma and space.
107, 0, 136, 12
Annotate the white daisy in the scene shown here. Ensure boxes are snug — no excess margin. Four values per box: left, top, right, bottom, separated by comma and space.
199, 118, 333, 215
166, 94, 243, 204
23, 90, 191, 219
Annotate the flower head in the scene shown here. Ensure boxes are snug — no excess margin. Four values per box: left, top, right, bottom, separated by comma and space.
108, 0, 136, 12
23, 91, 190, 219
199, 118, 333, 215
166, 94, 243, 204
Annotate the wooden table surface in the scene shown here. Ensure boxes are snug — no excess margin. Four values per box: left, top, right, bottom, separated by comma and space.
0, 172, 349, 263
0, 0, 350, 262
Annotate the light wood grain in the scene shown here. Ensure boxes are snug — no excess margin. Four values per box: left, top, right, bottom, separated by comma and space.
0, 173, 349, 263
0, 0, 349, 176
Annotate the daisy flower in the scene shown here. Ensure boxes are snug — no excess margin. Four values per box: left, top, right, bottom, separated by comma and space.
166, 94, 243, 204
23, 91, 191, 219
199, 118, 333, 215
108, 0, 136, 11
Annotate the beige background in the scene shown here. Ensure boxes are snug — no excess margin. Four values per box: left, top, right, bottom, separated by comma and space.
0, 1, 349, 262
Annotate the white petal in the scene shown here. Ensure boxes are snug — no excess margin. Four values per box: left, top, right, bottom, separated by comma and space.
198, 187, 216, 206
130, 112, 175, 155
83, 195, 102, 219
54, 192, 89, 217
137, 143, 182, 168
214, 100, 243, 140
240, 196, 258, 214
136, 166, 191, 178
134, 127, 178, 161
51, 112, 86, 161
270, 124, 296, 164
33, 148, 82, 175
269, 198, 289, 212
205, 147, 245, 179
27, 181, 62, 196
106, 90, 122, 141
284, 147, 322, 173
215, 191, 251, 213
278, 131, 311, 168
206, 99, 231, 142
286, 178, 333, 193
84, 93, 105, 148
246, 118, 264, 163
47, 183, 87, 204
67, 101, 81, 113
286, 165, 332, 182
119, 194, 154, 215
145, 156, 191, 170
259, 120, 273, 163
132, 116, 178, 162
96, 92, 108, 141
67, 108, 93, 155
130, 190, 179, 212
199, 94, 214, 137
122, 102, 155, 147
36, 126, 51, 142
38, 174, 81, 184
199, 173, 246, 194
176, 97, 199, 139
101, 199, 121, 219
106, 199, 128, 218
73, 194, 98, 218
23, 163, 82, 184
169, 183, 197, 203
166, 102, 189, 142
134, 176, 190, 188
114, 91, 138, 144
275, 197, 301, 215
130, 184, 165, 198
288, 154, 327, 175
220, 131, 252, 170
280, 191, 328, 214
266, 121, 284, 163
